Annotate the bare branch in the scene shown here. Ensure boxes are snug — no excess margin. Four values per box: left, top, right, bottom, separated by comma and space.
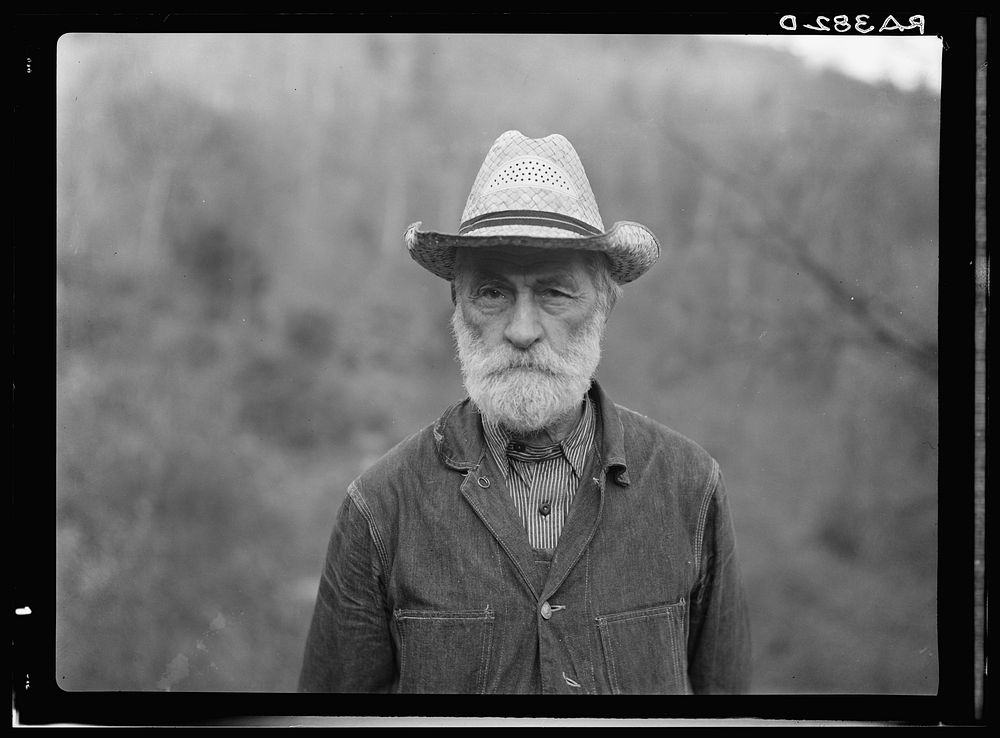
663, 127, 938, 381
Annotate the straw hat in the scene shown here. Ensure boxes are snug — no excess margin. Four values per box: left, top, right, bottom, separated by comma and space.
404, 130, 660, 284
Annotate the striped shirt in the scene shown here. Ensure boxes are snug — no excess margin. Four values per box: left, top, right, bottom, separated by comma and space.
482, 397, 596, 550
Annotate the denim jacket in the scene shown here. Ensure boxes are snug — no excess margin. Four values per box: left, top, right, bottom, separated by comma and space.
299, 380, 751, 694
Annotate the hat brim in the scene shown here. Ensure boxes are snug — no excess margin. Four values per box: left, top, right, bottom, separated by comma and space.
405, 220, 660, 285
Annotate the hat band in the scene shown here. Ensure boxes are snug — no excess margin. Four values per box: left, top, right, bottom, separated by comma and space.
459, 210, 602, 237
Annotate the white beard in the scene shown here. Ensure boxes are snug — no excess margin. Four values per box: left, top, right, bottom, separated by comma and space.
451, 305, 604, 435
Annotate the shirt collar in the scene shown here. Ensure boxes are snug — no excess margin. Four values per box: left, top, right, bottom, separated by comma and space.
481, 396, 595, 479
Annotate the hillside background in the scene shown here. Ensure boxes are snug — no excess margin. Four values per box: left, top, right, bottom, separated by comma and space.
55, 33, 940, 694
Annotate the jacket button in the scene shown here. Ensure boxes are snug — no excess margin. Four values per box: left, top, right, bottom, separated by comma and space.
540, 601, 552, 620
538, 502, 551, 516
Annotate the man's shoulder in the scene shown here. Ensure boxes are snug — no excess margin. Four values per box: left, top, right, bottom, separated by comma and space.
351, 398, 473, 492
354, 422, 439, 488
613, 402, 718, 477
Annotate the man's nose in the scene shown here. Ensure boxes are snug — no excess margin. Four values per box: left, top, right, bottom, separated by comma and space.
503, 296, 544, 349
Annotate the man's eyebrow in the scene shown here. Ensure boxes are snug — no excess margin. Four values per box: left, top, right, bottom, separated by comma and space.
533, 272, 581, 290
464, 268, 512, 285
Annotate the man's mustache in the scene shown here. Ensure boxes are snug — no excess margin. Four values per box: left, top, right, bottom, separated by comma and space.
488, 363, 561, 378
484, 349, 564, 377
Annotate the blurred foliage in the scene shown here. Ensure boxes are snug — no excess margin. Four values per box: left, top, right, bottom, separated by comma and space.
55, 34, 939, 694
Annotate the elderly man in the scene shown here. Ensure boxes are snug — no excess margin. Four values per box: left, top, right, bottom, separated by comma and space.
299, 131, 751, 694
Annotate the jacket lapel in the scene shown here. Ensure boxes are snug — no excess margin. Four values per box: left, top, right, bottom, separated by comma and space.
459, 452, 543, 601
542, 381, 625, 599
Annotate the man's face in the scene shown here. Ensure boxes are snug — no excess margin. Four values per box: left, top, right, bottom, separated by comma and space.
451, 245, 607, 434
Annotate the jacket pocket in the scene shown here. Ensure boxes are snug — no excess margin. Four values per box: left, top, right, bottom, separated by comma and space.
393, 606, 495, 694
595, 599, 689, 694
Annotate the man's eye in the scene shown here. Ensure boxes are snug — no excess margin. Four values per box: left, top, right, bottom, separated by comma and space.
542, 288, 570, 299
475, 287, 507, 302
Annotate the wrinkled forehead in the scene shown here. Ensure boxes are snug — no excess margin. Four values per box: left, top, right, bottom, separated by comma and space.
454, 245, 594, 282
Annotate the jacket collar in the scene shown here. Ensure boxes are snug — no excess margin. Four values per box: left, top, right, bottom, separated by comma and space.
432, 379, 631, 487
